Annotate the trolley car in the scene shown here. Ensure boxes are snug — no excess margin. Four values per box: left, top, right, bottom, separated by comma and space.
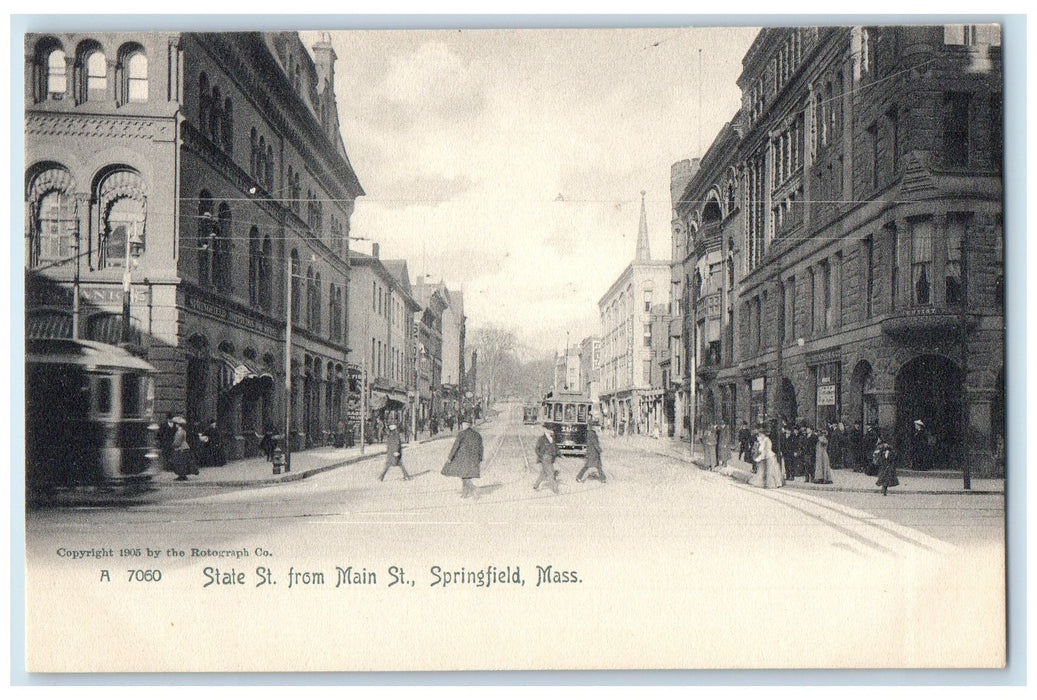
541, 391, 594, 456
522, 403, 540, 424
26, 338, 160, 494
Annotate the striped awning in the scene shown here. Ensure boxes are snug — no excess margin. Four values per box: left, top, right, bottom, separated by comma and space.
216, 351, 273, 394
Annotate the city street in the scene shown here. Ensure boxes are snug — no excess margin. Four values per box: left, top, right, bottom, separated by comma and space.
24, 405, 1006, 672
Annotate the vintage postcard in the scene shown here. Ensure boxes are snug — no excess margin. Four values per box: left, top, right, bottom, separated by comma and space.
18, 20, 1009, 674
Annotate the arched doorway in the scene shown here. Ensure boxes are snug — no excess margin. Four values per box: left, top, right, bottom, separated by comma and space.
779, 378, 798, 425
992, 366, 1005, 467
185, 334, 209, 424
700, 388, 716, 430
895, 355, 963, 469
849, 360, 877, 429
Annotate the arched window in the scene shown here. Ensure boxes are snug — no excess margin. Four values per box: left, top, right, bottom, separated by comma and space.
76, 43, 106, 103
199, 73, 210, 133
265, 144, 274, 191
248, 226, 261, 306
223, 97, 233, 153
290, 250, 301, 320
292, 173, 301, 213
286, 165, 294, 207
260, 236, 273, 312
96, 168, 146, 270
209, 86, 222, 144
306, 266, 316, 329
46, 47, 67, 99
197, 190, 214, 286
249, 127, 258, 177
213, 203, 232, 292
26, 165, 77, 269
117, 44, 147, 104
313, 272, 322, 333
257, 135, 267, 187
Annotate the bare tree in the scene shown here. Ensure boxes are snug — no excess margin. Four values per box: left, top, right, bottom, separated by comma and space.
469, 325, 518, 405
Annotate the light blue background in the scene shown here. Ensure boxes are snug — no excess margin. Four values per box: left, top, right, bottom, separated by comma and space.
9, 12, 1026, 687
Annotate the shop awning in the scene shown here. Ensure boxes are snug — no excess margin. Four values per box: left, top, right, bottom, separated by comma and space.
369, 391, 406, 411
217, 351, 274, 394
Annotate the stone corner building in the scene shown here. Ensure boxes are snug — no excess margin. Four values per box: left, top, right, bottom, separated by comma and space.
598, 192, 673, 436
671, 25, 1004, 475
24, 31, 363, 459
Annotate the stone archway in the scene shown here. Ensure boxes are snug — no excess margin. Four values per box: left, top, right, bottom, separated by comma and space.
185, 333, 209, 424
895, 354, 963, 469
779, 377, 798, 425
849, 360, 877, 429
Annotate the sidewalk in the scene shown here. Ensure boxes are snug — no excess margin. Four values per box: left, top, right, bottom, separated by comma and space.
609, 433, 1004, 495
156, 431, 457, 487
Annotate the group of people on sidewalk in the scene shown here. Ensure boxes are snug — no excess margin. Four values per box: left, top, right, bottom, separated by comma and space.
157, 413, 227, 481
715, 418, 903, 495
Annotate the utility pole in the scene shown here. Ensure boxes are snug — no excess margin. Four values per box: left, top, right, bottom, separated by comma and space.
960, 223, 971, 490
284, 253, 293, 472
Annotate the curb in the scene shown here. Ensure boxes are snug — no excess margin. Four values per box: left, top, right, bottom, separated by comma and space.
648, 448, 1004, 496
161, 432, 457, 487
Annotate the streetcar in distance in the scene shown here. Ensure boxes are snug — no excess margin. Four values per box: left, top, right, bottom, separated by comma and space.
26, 338, 160, 495
522, 403, 540, 424
541, 390, 594, 456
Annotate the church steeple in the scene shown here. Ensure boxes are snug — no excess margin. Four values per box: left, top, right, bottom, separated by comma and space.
635, 190, 651, 262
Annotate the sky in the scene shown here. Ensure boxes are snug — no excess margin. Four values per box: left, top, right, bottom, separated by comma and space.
302, 26, 760, 357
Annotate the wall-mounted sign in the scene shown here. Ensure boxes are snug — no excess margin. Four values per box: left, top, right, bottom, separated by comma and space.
817, 384, 837, 405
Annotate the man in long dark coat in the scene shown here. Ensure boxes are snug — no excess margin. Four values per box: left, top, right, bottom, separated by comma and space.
738, 421, 753, 463
442, 417, 483, 498
848, 421, 864, 472
576, 426, 606, 483
533, 427, 560, 493
909, 419, 931, 471
157, 413, 177, 470
203, 418, 227, 467
379, 423, 413, 481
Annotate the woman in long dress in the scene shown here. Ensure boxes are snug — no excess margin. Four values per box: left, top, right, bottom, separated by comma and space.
813, 430, 834, 484
747, 426, 784, 489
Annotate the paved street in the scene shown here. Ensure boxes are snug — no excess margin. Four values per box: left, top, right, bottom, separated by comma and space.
24, 409, 1006, 672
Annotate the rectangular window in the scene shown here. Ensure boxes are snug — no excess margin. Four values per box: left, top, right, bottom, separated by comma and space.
808, 267, 816, 333
887, 106, 900, 178
866, 122, 879, 192
911, 219, 934, 306
819, 259, 831, 331
945, 214, 968, 305
833, 252, 843, 327
863, 236, 874, 318
991, 92, 1003, 172
785, 276, 796, 342
943, 92, 971, 167
890, 226, 900, 310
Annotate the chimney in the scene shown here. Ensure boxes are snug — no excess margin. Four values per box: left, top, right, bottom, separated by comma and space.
371, 242, 380, 258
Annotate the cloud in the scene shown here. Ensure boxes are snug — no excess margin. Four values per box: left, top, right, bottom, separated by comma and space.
380, 41, 488, 128
372, 173, 475, 209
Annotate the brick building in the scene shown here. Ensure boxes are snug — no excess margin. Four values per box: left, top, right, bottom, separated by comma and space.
24, 31, 363, 457
671, 25, 1004, 474
346, 246, 419, 436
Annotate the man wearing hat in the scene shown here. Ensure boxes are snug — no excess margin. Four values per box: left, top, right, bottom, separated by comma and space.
442, 415, 483, 498
909, 419, 931, 471
380, 422, 413, 481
